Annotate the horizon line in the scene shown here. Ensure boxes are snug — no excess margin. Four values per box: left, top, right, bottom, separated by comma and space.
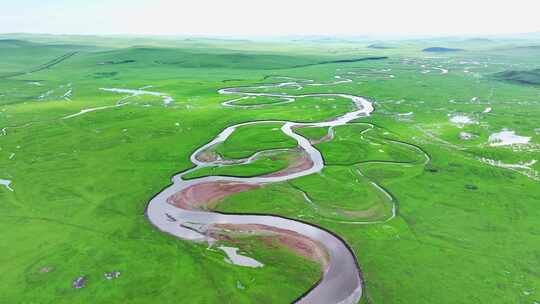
2, 31, 540, 41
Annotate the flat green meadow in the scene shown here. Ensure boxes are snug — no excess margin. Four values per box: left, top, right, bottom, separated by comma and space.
1, 35, 539, 303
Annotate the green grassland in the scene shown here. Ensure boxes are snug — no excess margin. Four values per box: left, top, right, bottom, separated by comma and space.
293, 126, 330, 141
1, 34, 540, 304
229, 96, 292, 106
214, 123, 297, 159
183, 151, 293, 179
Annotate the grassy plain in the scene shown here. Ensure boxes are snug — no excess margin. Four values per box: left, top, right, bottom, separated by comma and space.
1, 34, 540, 303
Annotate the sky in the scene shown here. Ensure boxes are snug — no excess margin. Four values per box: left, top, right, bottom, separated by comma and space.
2, 0, 540, 37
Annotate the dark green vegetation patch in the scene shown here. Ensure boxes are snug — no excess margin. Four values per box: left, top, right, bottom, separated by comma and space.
493, 69, 540, 85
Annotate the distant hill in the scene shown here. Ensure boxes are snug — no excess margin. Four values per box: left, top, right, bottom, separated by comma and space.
511, 45, 540, 50
422, 47, 464, 52
367, 44, 395, 49
464, 38, 494, 43
0, 39, 39, 48
89, 47, 320, 70
88, 46, 388, 70
0, 38, 92, 51
493, 69, 540, 85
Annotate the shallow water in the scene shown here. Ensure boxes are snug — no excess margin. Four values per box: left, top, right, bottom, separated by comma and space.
100, 87, 174, 105
63, 104, 127, 119
489, 130, 530, 146
450, 115, 476, 125
218, 246, 264, 268
0, 179, 13, 192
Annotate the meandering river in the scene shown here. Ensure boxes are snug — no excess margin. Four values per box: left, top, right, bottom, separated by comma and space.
146, 77, 374, 303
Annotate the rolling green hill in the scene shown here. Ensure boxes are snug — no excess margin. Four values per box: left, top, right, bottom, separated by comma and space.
494, 69, 540, 85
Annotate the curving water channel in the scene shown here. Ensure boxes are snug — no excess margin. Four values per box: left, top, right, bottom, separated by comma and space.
146, 77, 376, 304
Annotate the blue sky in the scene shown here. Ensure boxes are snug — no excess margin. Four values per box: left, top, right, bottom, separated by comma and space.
2, 0, 540, 36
